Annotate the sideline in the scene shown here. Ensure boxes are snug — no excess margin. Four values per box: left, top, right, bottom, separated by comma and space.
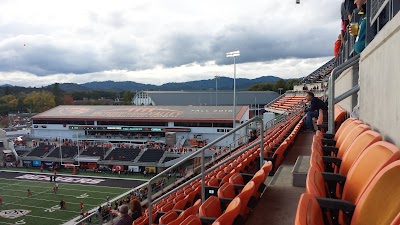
0, 169, 149, 182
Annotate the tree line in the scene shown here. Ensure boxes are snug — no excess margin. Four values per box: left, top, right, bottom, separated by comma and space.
247, 78, 300, 93
0, 84, 135, 115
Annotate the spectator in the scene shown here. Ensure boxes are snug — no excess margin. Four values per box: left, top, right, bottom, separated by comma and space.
341, 1, 349, 36
130, 199, 142, 221
111, 205, 133, 225
334, 34, 342, 58
304, 91, 328, 131
353, 0, 367, 54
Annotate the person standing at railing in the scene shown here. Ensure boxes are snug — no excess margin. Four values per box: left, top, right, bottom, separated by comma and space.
350, 0, 367, 54
334, 34, 343, 58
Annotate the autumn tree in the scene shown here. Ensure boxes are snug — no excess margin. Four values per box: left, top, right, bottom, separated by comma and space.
24, 91, 56, 113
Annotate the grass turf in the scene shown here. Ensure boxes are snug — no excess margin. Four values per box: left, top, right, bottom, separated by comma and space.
0, 178, 129, 225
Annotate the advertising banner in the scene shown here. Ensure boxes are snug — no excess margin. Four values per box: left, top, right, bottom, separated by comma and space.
32, 160, 42, 167
128, 166, 140, 172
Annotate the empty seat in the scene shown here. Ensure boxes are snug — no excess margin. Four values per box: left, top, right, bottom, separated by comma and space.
212, 197, 241, 225
296, 160, 400, 225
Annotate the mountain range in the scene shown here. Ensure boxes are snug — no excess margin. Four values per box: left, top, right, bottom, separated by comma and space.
56, 76, 281, 92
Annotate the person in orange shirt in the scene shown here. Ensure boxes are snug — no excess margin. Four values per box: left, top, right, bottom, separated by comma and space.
0, 195, 3, 205
334, 34, 342, 58
53, 186, 57, 194
27, 189, 32, 197
80, 201, 84, 210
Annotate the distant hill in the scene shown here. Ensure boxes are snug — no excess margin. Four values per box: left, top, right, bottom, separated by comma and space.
55, 76, 281, 92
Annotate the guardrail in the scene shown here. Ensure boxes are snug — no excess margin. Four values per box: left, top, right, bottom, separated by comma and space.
146, 116, 264, 223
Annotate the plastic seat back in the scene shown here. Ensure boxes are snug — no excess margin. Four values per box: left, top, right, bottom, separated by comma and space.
250, 169, 266, 198
173, 198, 189, 210
212, 197, 241, 225
160, 202, 174, 212
306, 166, 326, 197
169, 199, 201, 225
218, 182, 236, 199
237, 181, 256, 217
390, 212, 400, 225
229, 173, 245, 185
349, 161, 400, 225
294, 193, 324, 225
339, 130, 382, 176
199, 196, 222, 218
159, 211, 179, 224
337, 124, 370, 159
335, 120, 363, 149
342, 141, 400, 205
180, 215, 202, 225
262, 161, 273, 175
207, 177, 219, 187
220, 173, 235, 185
310, 152, 325, 172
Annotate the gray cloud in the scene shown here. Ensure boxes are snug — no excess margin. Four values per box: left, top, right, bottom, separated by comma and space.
0, 0, 342, 78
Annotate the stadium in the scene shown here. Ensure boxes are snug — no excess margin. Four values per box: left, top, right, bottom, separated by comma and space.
1, 1, 400, 225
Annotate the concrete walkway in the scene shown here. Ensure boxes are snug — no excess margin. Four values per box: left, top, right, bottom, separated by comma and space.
246, 131, 314, 225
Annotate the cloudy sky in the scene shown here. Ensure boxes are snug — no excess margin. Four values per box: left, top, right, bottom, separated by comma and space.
0, 0, 341, 87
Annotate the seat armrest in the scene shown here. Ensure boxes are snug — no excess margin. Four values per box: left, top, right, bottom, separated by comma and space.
316, 197, 356, 214
321, 172, 346, 184
323, 134, 335, 139
199, 216, 217, 224
239, 173, 254, 183
322, 146, 339, 155
322, 156, 342, 166
322, 138, 336, 146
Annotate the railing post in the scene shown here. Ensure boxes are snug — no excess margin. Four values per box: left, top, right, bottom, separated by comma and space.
148, 181, 152, 224
259, 119, 264, 170
201, 148, 205, 203
328, 75, 335, 134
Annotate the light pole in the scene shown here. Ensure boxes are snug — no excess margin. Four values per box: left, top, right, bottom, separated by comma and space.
278, 88, 283, 95
215, 75, 220, 106
226, 50, 240, 147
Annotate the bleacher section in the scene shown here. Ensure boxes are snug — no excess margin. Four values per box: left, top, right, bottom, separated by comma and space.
105, 147, 141, 161
162, 157, 179, 163
47, 146, 78, 158
138, 149, 165, 163
27, 145, 54, 157
131, 111, 304, 224
301, 58, 335, 84
295, 116, 400, 225
81, 146, 105, 157
266, 95, 305, 112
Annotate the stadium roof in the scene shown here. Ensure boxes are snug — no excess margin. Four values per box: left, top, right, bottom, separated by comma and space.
32, 105, 249, 122
134, 91, 279, 106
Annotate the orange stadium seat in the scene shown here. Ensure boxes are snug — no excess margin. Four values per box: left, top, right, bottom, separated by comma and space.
296, 160, 400, 225
159, 211, 179, 224
180, 215, 202, 225
212, 197, 241, 225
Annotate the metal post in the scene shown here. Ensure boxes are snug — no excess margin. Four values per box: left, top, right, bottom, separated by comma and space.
328, 55, 360, 134
233, 56, 236, 148
201, 147, 205, 203
259, 119, 264, 170
215, 75, 218, 106
147, 180, 152, 224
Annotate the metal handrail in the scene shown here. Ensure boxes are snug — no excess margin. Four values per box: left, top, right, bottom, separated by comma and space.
328, 54, 360, 134
146, 116, 264, 223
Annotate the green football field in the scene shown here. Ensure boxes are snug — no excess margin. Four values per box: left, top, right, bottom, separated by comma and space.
0, 178, 130, 225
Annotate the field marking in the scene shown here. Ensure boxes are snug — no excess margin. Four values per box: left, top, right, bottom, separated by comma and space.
0, 194, 98, 207
0, 182, 124, 195
0, 177, 132, 190
5, 188, 53, 206
0, 169, 149, 181
1, 188, 107, 201
4, 203, 80, 214
23, 213, 67, 222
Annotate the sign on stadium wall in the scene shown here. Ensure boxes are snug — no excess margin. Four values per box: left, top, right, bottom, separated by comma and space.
0, 209, 31, 219
15, 174, 105, 184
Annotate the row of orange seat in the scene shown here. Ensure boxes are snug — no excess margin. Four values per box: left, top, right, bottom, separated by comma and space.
295, 117, 400, 225
133, 112, 304, 225
269, 95, 305, 111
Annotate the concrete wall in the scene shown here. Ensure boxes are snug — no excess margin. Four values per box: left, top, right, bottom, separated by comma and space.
334, 67, 359, 113
358, 12, 400, 147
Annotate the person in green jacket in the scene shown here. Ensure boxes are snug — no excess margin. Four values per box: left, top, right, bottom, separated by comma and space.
352, 0, 367, 54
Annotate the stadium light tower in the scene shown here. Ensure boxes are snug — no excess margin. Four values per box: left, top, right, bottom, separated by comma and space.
226, 50, 240, 147
215, 75, 220, 106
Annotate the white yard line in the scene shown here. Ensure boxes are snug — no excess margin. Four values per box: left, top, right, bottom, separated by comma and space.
0, 194, 97, 207
5, 188, 52, 206
0, 184, 122, 195
23, 213, 67, 222
4, 203, 79, 214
